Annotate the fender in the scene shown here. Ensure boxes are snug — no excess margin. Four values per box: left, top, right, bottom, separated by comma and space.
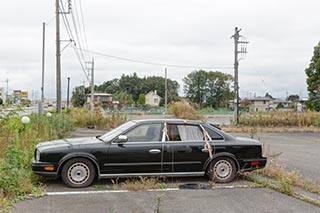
202, 152, 240, 172
57, 152, 101, 178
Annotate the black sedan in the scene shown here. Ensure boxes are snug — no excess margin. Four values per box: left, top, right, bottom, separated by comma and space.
32, 119, 266, 188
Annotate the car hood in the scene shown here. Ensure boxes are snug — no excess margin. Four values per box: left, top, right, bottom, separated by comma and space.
235, 137, 261, 145
36, 137, 102, 151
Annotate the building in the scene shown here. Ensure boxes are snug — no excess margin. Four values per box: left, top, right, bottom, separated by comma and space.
249, 96, 273, 112
86, 93, 112, 105
12, 90, 28, 104
0, 87, 6, 104
145, 90, 161, 107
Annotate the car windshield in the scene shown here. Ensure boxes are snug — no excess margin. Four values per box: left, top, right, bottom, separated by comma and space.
100, 121, 136, 141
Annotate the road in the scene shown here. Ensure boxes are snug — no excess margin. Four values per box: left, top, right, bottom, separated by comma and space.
233, 132, 320, 180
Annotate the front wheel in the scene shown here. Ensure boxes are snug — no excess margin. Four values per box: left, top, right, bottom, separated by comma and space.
61, 158, 96, 188
207, 157, 237, 183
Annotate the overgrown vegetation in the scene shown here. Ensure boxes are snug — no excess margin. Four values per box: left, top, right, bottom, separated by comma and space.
0, 112, 74, 210
70, 107, 127, 129
169, 102, 203, 120
94, 177, 167, 191
0, 107, 127, 210
255, 158, 320, 194
238, 111, 320, 127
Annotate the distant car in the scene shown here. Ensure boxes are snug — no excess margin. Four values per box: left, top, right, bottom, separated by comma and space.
32, 119, 266, 188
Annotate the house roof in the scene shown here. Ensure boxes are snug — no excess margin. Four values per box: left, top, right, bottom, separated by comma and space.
146, 91, 161, 98
249, 96, 273, 101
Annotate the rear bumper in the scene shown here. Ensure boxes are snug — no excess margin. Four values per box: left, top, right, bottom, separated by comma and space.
31, 158, 58, 179
239, 157, 267, 172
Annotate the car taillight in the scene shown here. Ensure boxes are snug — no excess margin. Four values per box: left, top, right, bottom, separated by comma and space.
250, 161, 260, 166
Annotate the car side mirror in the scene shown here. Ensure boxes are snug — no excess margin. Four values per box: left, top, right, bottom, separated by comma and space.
118, 135, 128, 143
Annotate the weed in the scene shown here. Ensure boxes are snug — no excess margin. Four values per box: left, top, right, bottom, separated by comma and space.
238, 111, 320, 127
169, 102, 203, 120
278, 177, 293, 195
154, 194, 163, 213
0, 111, 74, 209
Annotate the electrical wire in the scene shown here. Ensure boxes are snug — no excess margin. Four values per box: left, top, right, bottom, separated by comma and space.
59, 0, 89, 80
78, 0, 91, 61
76, 47, 234, 70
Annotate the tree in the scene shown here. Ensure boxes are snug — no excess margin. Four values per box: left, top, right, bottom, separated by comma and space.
183, 70, 208, 107
142, 76, 179, 105
95, 78, 120, 94
71, 86, 87, 107
113, 91, 134, 106
265, 92, 273, 99
305, 42, 320, 111
183, 70, 233, 108
94, 73, 180, 106
286, 95, 300, 102
137, 94, 146, 106
0, 98, 3, 105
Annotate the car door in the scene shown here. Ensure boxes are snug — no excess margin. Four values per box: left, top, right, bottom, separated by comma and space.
102, 123, 164, 175
163, 123, 210, 173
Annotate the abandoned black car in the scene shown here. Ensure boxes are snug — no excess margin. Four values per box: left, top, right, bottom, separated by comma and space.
32, 119, 266, 188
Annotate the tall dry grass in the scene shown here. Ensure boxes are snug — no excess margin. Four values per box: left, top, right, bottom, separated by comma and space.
169, 102, 203, 120
69, 107, 127, 129
239, 111, 320, 127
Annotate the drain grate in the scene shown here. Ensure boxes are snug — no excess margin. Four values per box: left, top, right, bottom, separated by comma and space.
179, 183, 212, 190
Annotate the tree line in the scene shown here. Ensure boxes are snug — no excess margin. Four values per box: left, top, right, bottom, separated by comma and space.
72, 70, 234, 108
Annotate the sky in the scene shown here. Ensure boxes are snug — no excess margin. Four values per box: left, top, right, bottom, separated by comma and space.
0, 0, 319, 100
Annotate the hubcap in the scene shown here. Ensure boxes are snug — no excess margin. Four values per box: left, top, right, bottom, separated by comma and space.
214, 160, 232, 180
67, 163, 90, 185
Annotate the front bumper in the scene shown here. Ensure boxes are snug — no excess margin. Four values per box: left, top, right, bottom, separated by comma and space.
31, 158, 58, 179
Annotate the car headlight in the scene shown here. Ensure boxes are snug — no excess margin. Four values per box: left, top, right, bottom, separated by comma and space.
36, 149, 41, 161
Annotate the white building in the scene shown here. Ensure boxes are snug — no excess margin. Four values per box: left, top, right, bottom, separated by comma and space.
0, 87, 6, 104
145, 90, 161, 107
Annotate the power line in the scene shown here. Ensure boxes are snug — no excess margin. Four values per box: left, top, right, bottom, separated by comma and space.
75, 47, 234, 70
59, 0, 89, 80
78, 0, 91, 61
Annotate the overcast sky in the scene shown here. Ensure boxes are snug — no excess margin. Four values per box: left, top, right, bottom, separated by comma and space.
0, 0, 319, 100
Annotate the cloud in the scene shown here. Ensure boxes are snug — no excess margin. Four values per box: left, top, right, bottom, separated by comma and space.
0, 0, 319, 100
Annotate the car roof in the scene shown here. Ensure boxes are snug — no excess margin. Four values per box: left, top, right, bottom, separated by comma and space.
131, 119, 203, 125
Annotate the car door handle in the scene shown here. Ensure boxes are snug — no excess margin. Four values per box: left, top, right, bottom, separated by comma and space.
201, 148, 209, 153
149, 149, 161, 154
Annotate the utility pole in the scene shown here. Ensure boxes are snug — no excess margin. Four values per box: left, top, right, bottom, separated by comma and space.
86, 59, 94, 113
39, 22, 45, 115
165, 67, 168, 114
56, 0, 62, 114
5, 78, 9, 104
232, 27, 248, 124
90, 58, 94, 113
67, 77, 70, 109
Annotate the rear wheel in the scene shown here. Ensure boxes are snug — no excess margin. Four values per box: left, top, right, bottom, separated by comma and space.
207, 157, 237, 183
61, 158, 96, 188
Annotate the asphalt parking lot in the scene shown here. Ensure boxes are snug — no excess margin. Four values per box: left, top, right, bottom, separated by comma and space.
10, 128, 320, 212
12, 187, 320, 213
233, 132, 320, 180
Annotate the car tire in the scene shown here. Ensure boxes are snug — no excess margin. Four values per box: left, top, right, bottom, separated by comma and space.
61, 158, 96, 188
207, 157, 237, 183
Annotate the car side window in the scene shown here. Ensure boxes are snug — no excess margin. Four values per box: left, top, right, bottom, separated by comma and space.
203, 126, 224, 140
125, 124, 162, 142
167, 124, 204, 141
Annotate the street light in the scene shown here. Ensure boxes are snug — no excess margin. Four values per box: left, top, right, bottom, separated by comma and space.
21, 116, 30, 131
